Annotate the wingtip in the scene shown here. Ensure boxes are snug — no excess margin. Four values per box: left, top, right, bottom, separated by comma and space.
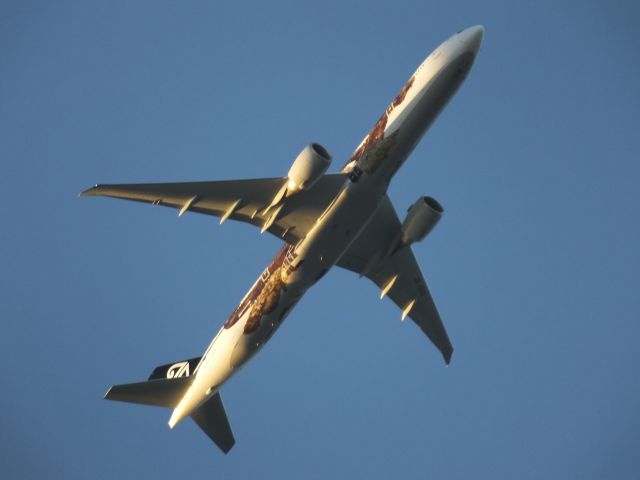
443, 348, 453, 366
103, 386, 114, 400
79, 185, 100, 197
221, 440, 236, 454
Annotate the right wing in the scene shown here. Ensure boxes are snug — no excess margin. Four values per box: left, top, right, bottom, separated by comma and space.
81, 174, 347, 244
337, 196, 453, 364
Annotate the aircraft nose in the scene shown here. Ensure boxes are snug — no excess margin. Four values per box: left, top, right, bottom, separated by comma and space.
460, 25, 484, 55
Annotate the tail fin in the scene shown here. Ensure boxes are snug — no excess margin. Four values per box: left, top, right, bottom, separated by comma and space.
148, 357, 201, 380
104, 357, 235, 453
105, 357, 200, 407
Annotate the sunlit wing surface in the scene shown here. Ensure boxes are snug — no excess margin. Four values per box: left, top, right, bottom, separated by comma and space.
337, 196, 453, 364
81, 174, 347, 244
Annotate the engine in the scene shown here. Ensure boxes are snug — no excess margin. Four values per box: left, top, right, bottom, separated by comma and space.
400, 196, 444, 245
287, 143, 332, 193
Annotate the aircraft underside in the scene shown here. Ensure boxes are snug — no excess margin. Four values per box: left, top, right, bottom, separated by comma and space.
83, 25, 484, 453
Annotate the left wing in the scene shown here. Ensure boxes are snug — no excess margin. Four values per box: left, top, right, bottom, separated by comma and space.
81, 174, 347, 244
337, 196, 453, 364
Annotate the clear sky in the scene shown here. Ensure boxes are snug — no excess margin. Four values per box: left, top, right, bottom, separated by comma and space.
1, 1, 639, 478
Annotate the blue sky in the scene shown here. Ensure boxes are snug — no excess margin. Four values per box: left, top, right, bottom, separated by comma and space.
1, 1, 639, 478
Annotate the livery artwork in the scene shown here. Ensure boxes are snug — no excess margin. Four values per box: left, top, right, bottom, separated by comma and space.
342, 75, 415, 174
224, 244, 299, 336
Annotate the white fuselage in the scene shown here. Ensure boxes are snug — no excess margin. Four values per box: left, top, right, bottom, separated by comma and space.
169, 26, 484, 428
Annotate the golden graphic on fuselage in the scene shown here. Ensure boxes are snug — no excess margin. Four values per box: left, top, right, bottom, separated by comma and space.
225, 244, 298, 334
343, 75, 415, 172
244, 268, 284, 334
359, 130, 400, 174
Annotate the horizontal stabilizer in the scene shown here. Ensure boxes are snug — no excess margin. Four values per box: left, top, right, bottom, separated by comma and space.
105, 377, 192, 408
191, 392, 235, 454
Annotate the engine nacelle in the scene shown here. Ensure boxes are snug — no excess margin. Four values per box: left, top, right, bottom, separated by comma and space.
401, 196, 444, 245
287, 143, 332, 193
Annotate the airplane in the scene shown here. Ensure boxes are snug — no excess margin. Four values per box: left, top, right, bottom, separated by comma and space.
81, 26, 484, 453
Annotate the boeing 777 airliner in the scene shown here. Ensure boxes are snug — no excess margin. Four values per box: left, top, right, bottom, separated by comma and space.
82, 26, 484, 453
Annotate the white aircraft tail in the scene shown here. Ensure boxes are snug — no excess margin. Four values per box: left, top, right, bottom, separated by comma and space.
104, 358, 236, 453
